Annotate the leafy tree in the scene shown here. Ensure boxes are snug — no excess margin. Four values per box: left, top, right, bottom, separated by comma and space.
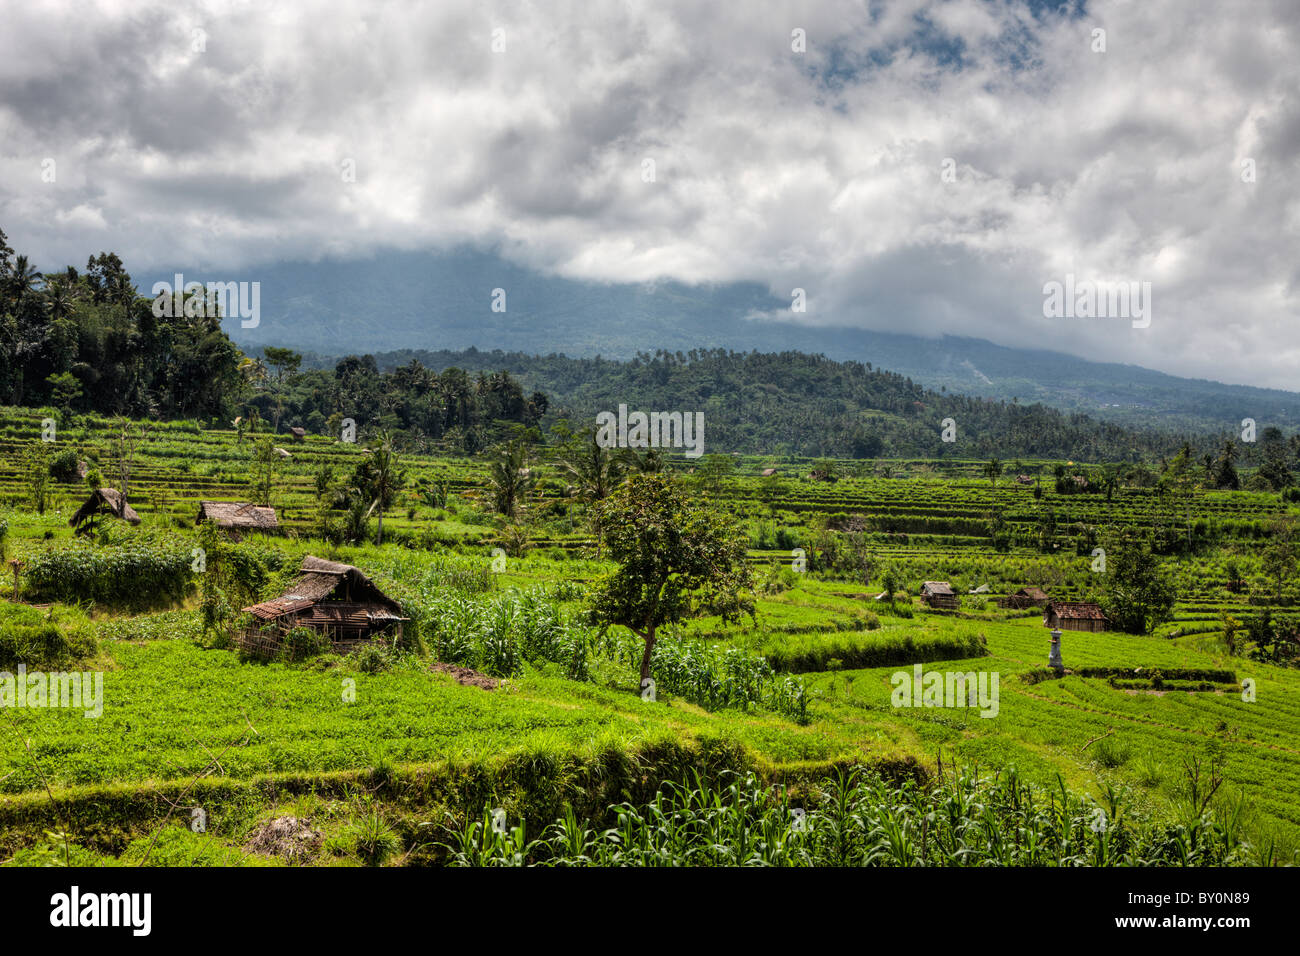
249, 436, 279, 507
24, 442, 52, 514
1261, 516, 1297, 602
1098, 532, 1177, 635
1212, 439, 1240, 490
262, 346, 302, 432
590, 474, 754, 684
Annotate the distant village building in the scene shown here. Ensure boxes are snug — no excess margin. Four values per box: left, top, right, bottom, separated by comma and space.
920, 581, 959, 609
999, 586, 1049, 609
1043, 601, 1108, 632
196, 501, 279, 537
237, 556, 408, 657
69, 488, 141, 535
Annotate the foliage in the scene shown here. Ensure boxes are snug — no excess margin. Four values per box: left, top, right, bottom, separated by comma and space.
591, 474, 754, 682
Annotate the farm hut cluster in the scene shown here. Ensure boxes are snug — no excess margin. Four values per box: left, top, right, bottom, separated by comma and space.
235, 556, 408, 657
916, 581, 1109, 632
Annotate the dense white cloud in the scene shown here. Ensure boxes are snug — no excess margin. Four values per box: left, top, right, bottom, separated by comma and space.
1, 0, 1297, 387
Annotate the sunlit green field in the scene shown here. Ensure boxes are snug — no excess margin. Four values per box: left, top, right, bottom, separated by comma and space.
2, 407, 1298, 863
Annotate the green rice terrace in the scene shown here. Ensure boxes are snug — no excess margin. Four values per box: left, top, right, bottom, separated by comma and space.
1, 407, 1298, 866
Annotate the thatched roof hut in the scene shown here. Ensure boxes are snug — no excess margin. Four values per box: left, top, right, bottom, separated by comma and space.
237, 555, 407, 656
288, 426, 307, 440
69, 488, 140, 534
920, 580, 959, 609
1043, 601, 1108, 632
196, 501, 279, 534
999, 586, 1049, 609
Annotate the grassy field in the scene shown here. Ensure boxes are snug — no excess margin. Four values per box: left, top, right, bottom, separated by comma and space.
1, 407, 1297, 865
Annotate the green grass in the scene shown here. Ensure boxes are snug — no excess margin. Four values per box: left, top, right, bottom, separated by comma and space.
1, 407, 1299, 864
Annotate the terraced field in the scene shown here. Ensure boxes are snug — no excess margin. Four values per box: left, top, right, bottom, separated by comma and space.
1, 406, 1298, 864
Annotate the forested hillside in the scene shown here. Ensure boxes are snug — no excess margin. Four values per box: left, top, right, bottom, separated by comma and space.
3, 228, 1296, 470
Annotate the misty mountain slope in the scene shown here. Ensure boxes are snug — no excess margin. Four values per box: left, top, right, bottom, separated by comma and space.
142, 247, 1300, 434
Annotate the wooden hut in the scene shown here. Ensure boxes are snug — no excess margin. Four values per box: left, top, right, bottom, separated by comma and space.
69, 488, 141, 535
1043, 601, 1108, 632
920, 581, 959, 609
999, 586, 1049, 609
288, 426, 307, 441
237, 555, 408, 657
196, 501, 279, 537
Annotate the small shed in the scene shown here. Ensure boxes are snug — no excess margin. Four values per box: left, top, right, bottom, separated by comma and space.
288, 426, 307, 441
197, 501, 279, 537
999, 586, 1049, 609
69, 488, 141, 535
1043, 601, 1108, 632
237, 555, 408, 657
920, 581, 959, 609
1015, 474, 1035, 485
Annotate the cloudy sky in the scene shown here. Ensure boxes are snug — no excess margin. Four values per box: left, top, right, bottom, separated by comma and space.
1, 0, 1297, 388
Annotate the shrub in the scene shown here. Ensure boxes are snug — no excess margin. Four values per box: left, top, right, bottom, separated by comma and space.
282, 626, 331, 662
24, 541, 194, 609
0, 618, 97, 669
48, 449, 81, 483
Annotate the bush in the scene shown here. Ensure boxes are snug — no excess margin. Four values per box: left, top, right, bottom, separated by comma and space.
25, 541, 194, 609
48, 449, 81, 483
0, 621, 97, 669
282, 626, 331, 662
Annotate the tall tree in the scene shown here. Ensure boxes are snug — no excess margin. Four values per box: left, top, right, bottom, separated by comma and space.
486, 438, 532, 519
591, 474, 753, 685
352, 430, 407, 545
1098, 532, 1178, 635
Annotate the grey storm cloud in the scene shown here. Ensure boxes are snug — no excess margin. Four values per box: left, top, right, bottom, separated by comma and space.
0, 0, 1297, 388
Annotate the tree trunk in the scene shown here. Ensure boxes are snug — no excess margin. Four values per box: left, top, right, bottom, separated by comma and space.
639, 626, 657, 684
376, 509, 384, 546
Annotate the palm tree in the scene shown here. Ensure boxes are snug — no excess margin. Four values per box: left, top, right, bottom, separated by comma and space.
621, 446, 665, 474
8, 255, 40, 297
44, 276, 76, 321
983, 457, 1003, 491
358, 430, 406, 545
559, 429, 625, 550
487, 439, 532, 519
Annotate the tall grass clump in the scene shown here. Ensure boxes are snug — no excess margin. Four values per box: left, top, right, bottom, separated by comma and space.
599, 629, 808, 722
447, 766, 1266, 867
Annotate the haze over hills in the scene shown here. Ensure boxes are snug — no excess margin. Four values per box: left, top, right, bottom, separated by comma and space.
141, 247, 1300, 435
